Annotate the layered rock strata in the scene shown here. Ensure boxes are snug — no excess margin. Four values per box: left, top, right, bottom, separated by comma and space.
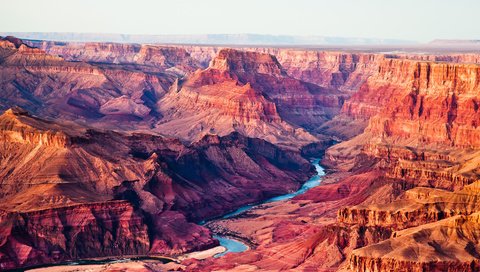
0, 108, 314, 269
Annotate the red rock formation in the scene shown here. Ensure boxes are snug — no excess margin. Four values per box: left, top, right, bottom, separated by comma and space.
323, 58, 480, 271
0, 39, 342, 147
7, 36, 480, 271
181, 46, 382, 92
366, 60, 480, 148
187, 55, 480, 272
181, 46, 380, 137
0, 108, 315, 269
0, 200, 149, 270
254, 48, 382, 92
186, 169, 397, 271
338, 186, 480, 230
387, 53, 480, 64
335, 58, 480, 190
349, 212, 480, 272
211, 49, 347, 131
27, 40, 201, 76
157, 49, 318, 146
0, 37, 176, 129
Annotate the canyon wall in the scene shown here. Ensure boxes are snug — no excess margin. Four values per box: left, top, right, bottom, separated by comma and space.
5, 36, 480, 271
188, 51, 480, 272
324, 57, 480, 271
0, 37, 179, 131
0, 201, 150, 270
0, 107, 315, 269
1, 37, 360, 146
157, 48, 337, 146
27, 40, 201, 75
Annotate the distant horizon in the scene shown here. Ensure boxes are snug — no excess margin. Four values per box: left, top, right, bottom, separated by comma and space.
2, 0, 479, 43
1, 31, 420, 45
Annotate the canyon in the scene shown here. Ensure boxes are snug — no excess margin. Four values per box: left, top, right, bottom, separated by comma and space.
1, 35, 480, 271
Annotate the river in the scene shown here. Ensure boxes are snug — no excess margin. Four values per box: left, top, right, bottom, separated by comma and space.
27, 159, 325, 269
213, 158, 325, 257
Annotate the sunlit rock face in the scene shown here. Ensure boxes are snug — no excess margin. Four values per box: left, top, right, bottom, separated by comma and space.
0, 107, 314, 269
0, 39, 346, 147
157, 48, 323, 146
320, 58, 480, 271
337, 58, 480, 191
186, 56, 480, 271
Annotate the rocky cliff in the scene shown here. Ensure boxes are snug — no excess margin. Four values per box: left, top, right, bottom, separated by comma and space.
5, 36, 480, 271
189, 55, 480, 272
0, 200, 149, 270
0, 108, 315, 269
26, 40, 201, 76
0, 37, 178, 131
323, 58, 480, 271
365, 59, 480, 148
338, 58, 480, 191
157, 49, 321, 146
349, 211, 480, 272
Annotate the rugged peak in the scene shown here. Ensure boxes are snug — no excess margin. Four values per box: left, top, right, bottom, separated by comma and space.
0, 108, 72, 147
0, 36, 41, 55
1, 36, 28, 49
210, 48, 287, 76
2, 106, 30, 117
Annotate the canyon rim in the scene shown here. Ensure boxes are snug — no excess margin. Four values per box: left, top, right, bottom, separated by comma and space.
1, 1, 480, 271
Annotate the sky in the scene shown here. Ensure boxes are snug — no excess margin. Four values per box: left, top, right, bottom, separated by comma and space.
1, 0, 478, 42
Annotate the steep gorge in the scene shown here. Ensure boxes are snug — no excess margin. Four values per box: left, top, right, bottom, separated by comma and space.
189, 55, 480, 272
0, 107, 315, 269
4, 36, 480, 271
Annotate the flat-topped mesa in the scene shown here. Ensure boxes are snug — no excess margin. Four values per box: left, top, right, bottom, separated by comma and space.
210, 48, 287, 76
28, 40, 201, 74
1, 39, 103, 75
387, 53, 480, 64
0, 108, 70, 148
257, 49, 383, 91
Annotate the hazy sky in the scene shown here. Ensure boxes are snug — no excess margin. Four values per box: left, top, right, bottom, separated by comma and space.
1, 0, 478, 42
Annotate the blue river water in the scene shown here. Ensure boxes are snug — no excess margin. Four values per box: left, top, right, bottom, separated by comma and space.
213, 235, 249, 257
29, 159, 326, 268
214, 158, 325, 257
